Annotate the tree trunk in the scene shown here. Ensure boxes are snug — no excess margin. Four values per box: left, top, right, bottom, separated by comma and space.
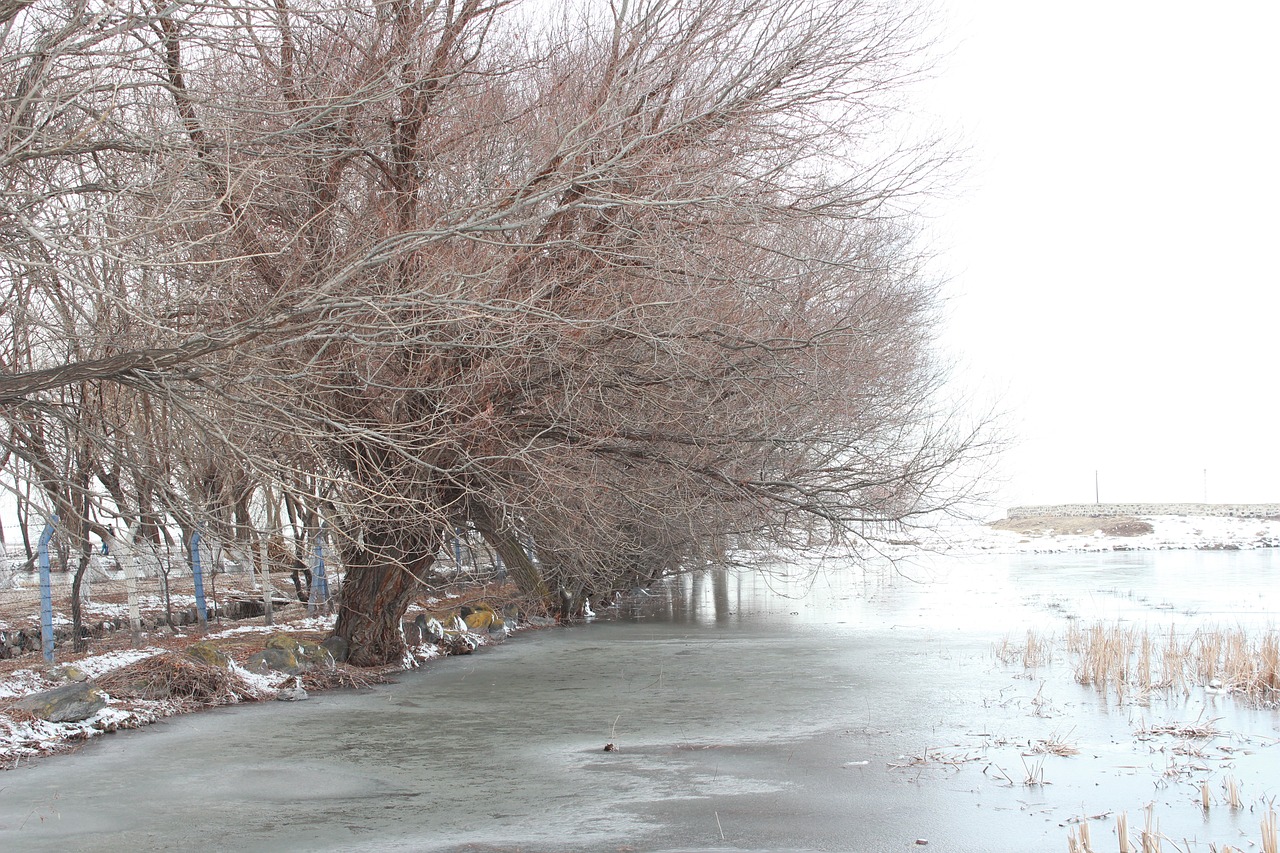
333, 525, 443, 666
468, 501, 550, 605
70, 553, 90, 653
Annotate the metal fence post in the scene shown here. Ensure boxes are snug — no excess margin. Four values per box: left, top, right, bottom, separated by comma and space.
308, 536, 330, 616
190, 531, 208, 629
38, 515, 58, 664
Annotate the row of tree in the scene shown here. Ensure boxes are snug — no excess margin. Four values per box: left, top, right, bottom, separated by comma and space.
1, 0, 991, 664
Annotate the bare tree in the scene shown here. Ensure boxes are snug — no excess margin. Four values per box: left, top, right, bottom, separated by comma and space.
1, 0, 991, 667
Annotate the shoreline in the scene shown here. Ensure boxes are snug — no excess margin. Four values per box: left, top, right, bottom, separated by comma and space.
0, 582, 527, 767
4, 513, 1279, 765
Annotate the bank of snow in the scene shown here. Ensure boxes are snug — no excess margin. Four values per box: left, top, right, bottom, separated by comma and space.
914, 514, 1280, 555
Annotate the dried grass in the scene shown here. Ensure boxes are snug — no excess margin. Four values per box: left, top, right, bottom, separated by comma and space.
1029, 729, 1080, 757
298, 664, 390, 692
1022, 754, 1046, 786
97, 652, 256, 707
1223, 775, 1242, 810
1066, 819, 1094, 853
1117, 812, 1130, 853
1141, 803, 1162, 853
1060, 623, 1279, 706
1262, 809, 1278, 853
1139, 716, 1220, 740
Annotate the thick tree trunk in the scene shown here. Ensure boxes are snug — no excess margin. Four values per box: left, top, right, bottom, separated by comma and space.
333, 525, 443, 666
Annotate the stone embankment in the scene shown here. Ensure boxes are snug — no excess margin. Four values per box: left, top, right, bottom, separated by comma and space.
1007, 503, 1280, 520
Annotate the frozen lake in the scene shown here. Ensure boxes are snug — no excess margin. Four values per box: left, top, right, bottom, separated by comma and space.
0, 548, 1277, 851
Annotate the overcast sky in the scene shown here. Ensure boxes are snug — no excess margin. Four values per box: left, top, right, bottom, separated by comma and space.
919, 1, 1280, 511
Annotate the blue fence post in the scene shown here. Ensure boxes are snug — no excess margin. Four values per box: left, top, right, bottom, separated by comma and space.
309, 537, 330, 615
38, 515, 58, 664
190, 531, 208, 629
453, 526, 464, 571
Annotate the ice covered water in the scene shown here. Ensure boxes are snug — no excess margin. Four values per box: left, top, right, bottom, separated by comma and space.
0, 549, 1276, 852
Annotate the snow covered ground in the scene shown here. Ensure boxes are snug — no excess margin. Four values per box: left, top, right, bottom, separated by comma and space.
909, 513, 1280, 555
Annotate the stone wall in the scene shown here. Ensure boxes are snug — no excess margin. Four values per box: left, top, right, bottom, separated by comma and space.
1007, 503, 1280, 520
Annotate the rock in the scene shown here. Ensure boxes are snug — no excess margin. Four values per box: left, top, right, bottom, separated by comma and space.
245, 646, 302, 675
320, 635, 349, 664
49, 664, 89, 682
463, 606, 494, 631
276, 680, 309, 702
295, 639, 335, 671
440, 632, 476, 656
13, 681, 106, 723
265, 633, 303, 655
422, 617, 445, 644
183, 641, 231, 670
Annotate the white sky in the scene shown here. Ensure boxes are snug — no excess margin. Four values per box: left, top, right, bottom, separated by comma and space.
921, 0, 1280, 511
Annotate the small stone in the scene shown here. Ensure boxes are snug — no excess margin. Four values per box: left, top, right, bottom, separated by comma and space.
603, 743, 617, 752
50, 664, 89, 682
276, 684, 309, 702
915, 840, 928, 846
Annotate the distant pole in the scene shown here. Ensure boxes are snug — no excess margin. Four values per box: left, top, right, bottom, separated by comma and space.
1094, 470, 1099, 504
1203, 468, 1208, 503
38, 515, 58, 663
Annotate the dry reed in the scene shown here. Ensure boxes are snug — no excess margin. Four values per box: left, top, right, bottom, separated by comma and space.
1061, 623, 1279, 706
1141, 804, 1161, 853
1067, 820, 1094, 853
995, 628, 1052, 668
1021, 754, 1046, 786
1262, 809, 1278, 853
1223, 775, 1242, 810
1030, 730, 1080, 757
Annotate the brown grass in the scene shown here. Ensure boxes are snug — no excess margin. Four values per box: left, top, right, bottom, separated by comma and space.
298, 664, 390, 692
96, 652, 257, 707
1141, 804, 1162, 853
1067, 820, 1094, 853
990, 515, 1154, 537
1000, 622, 1279, 707
1223, 775, 1242, 810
